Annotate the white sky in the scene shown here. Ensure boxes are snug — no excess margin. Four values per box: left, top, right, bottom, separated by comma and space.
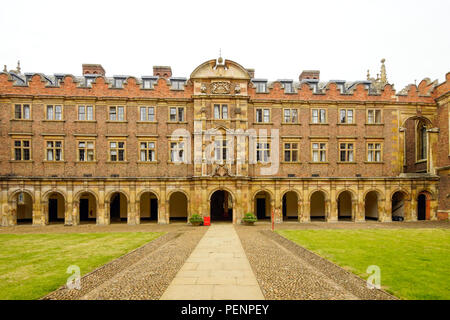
1, 0, 449, 89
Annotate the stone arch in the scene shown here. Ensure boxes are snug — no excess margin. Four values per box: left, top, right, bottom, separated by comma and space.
8, 189, 35, 203
417, 190, 432, 221
209, 189, 234, 222
74, 190, 98, 224
364, 190, 382, 221
282, 190, 300, 220
139, 190, 159, 223
401, 115, 433, 128
336, 189, 355, 221
309, 190, 328, 221
168, 190, 189, 222
391, 190, 410, 221
253, 190, 272, 220
42, 190, 67, 224
106, 191, 129, 223
8, 189, 34, 225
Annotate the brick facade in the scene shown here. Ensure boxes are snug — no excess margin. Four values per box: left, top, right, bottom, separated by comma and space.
0, 58, 448, 226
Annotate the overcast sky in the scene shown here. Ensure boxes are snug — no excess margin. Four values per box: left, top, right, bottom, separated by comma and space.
1, 0, 449, 89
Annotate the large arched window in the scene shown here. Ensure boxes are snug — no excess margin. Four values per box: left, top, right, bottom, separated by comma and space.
417, 121, 427, 161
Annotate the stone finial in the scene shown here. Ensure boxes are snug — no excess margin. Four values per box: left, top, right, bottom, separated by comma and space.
367, 69, 370, 80
16, 60, 21, 73
3, 65, 6, 72
380, 58, 387, 84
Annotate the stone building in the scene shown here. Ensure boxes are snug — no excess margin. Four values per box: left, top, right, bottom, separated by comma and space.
0, 58, 449, 226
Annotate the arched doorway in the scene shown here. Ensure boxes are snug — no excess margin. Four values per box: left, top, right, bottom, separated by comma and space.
337, 191, 352, 221
364, 191, 379, 221
282, 191, 298, 220
210, 190, 232, 222
109, 192, 127, 223
47, 192, 65, 223
310, 191, 326, 221
417, 191, 431, 221
254, 191, 271, 220
169, 191, 188, 222
392, 191, 406, 221
15, 192, 33, 224
140, 192, 158, 223
78, 192, 97, 224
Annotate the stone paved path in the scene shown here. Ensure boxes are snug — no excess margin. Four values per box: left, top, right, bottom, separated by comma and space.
160, 224, 264, 300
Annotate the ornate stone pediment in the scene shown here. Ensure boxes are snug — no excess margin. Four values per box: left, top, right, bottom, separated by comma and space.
211, 81, 230, 94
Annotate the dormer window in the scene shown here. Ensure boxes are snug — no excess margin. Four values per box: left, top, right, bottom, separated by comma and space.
142, 77, 157, 89
113, 77, 125, 88
253, 80, 267, 93
171, 78, 186, 90
85, 76, 95, 87
281, 80, 294, 93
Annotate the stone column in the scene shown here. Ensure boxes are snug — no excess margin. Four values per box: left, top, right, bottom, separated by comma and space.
33, 184, 45, 226
356, 186, 365, 222
410, 187, 418, 221
159, 186, 168, 224
97, 184, 107, 225
66, 184, 74, 226
378, 197, 386, 222
383, 186, 392, 222
328, 186, 337, 222
128, 184, 137, 225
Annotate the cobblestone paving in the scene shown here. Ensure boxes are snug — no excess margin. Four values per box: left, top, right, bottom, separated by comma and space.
37, 220, 447, 300
236, 225, 397, 300
43, 226, 207, 300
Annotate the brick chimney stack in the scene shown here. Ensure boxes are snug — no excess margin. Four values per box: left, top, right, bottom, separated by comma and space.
299, 70, 320, 81
82, 64, 105, 76
153, 66, 172, 78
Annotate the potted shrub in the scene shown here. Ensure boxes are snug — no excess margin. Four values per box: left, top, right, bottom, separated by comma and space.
189, 214, 203, 226
242, 212, 257, 225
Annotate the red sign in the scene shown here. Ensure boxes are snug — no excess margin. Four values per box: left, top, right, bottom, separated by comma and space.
203, 216, 210, 226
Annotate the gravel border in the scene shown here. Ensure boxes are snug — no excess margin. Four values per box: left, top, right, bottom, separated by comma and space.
262, 230, 397, 300
42, 232, 180, 300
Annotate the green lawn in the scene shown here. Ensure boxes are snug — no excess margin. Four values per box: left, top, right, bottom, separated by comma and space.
276, 228, 450, 300
0, 232, 163, 300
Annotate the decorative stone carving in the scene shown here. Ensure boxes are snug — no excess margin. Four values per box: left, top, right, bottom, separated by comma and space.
234, 107, 241, 114
213, 164, 230, 177
211, 81, 230, 94
234, 84, 241, 94
200, 83, 207, 93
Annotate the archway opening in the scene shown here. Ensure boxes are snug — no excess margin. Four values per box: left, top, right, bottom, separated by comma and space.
79, 192, 97, 224
254, 191, 271, 220
282, 191, 298, 220
392, 191, 406, 221
417, 194, 426, 220
48, 192, 65, 223
140, 192, 158, 223
337, 191, 352, 221
110, 192, 127, 223
210, 190, 232, 222
310, 191, 325, 221
169, 192, 188, 222
417, 192, 431, 221
364, 191, 379, 221
15, 192, 33, 224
